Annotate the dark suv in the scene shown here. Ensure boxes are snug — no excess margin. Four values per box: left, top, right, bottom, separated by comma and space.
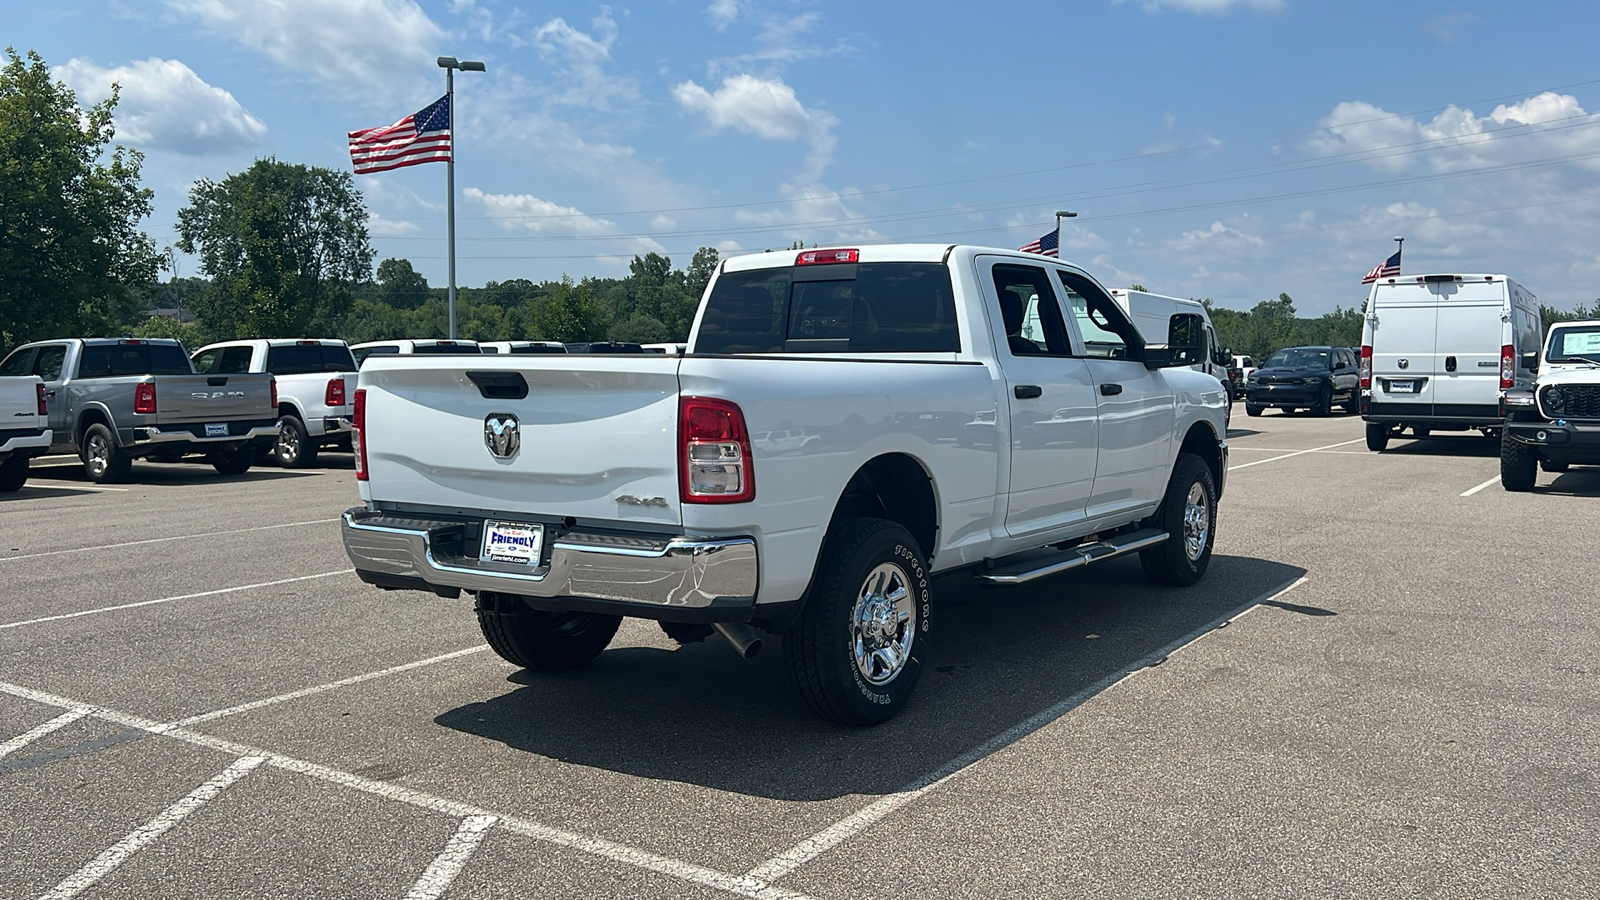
1245, 346, 1361, 416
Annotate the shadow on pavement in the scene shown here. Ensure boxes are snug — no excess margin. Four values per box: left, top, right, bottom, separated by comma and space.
1537, 468, 1600, 496
435, 553, 1308, 801
29, 461, 321, 485
1380, 434, 1499, 459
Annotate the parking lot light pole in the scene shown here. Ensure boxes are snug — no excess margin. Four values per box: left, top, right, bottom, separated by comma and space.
1394, 235, 1404, 275
1055, 210, 1077, 253
437, 56, 486, 340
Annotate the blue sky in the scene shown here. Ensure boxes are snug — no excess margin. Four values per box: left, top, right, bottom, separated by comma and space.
14, 0, 1600, 315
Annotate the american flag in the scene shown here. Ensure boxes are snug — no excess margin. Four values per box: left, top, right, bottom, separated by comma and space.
1361, 249, 1402, 284
348, 95, 452, 175
1018, 228, 1059, 257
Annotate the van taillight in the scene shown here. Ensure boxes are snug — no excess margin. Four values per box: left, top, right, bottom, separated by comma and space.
1500, 344, 1515, 390
36, 382, 47, 416
679, 397, 754, 503
353, 388, 368, 481
134, 382, 156, 415
325, 377, 345, 407
1359, 345, 1372, 390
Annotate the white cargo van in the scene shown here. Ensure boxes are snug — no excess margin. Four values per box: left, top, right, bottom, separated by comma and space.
1360, 273, 1541, 451
1109, 290, 1232, 394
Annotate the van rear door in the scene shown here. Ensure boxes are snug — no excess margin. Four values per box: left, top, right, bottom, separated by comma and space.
1368, 282, 1439, 418
1431, 280, 1507, 419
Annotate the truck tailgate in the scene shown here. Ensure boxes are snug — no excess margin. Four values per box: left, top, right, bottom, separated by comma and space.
0, 377, 45, 431
153, 374, 276, 424
360, 356, 683, 527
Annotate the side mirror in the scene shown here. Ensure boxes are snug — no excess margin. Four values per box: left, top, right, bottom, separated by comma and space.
1521, 350, 1539, 372
1147, 313, 1204, 369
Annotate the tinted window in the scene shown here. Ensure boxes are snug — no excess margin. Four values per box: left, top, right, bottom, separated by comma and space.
697, 263, 960, 354
508, 344, 567, 354
990, 264, 1071, 357
33, 345, 66, 381
0, 349, 34, 377
76, 342, 193, 378
192, 348, 221, 374
413, 343, 483, 355
265, 343, 357, 374
217, 346, 253, 374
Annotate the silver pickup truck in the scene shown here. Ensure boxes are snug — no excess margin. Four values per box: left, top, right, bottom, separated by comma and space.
0, 374, 52, 492
0, 338, 278, 483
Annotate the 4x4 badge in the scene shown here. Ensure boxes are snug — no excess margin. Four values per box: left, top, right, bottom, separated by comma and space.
484, 413, 520, 459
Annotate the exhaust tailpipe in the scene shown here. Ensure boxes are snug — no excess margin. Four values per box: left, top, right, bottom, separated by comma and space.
713, 622, 764, 660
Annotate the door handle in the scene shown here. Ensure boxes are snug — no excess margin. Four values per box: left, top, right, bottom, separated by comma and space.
1013, 385, 1042, 399
1100, 383, 1123, 396
1445, 356, 1457, 372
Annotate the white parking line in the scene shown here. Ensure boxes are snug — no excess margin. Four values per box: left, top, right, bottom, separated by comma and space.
0, 681, 816, 900
746, 576, 1310, 884
1460, 476, 1501, 497
0, 518, 339, 563
0, 708, 90, 761
39, 755, 266, 900
1228, 438, 1366, 471
404, 815, 499, 900
20, 481, 129, 492
172, 646, 489, 726
0, 571, 348, 631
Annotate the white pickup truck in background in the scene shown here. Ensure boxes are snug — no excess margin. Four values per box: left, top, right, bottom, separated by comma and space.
0, 374, 52, 492
192, 339, 358, 468
342, 244, 1230, 724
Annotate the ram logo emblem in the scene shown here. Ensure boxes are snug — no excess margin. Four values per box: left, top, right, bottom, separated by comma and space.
484, 413, 520, 459
1397, 358, 1410, 369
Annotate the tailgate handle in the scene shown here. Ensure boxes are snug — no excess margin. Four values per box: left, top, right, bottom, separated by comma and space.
467, 371, 529, 400
1445, 356, 1457, 372
207, 376, 229, 386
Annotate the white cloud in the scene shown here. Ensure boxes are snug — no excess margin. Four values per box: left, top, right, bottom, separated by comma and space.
464, 188, 617, 235
1424, 12, 1479, 45
672, 74, 839, 182
167, 0, 442, 99
1179, 220, 1264, 246
1119, 0, 1285, 14
707, 0, 741, 30
59, 57, 266, 154
528, 11, 639, 110
368, 211, 421, 237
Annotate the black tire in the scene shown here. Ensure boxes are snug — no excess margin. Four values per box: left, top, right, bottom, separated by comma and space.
1311, 386, 1333, 417
1140, 454, 1218, 587
784, 518, 928, 726
1343, 391, 1360, 414
1365, 422, 1390, 452
209, 444, 256, 476
273, 415, 319, 468
81, 423, 131, 483
475, 592, 621, 672
1541, 459, 1569, 473
1499, 430, 1537, 492
0, 455, 28, 492
1245, 403, 1263, 417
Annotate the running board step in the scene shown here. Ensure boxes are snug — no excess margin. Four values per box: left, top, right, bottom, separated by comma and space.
978, 528, 1168, 585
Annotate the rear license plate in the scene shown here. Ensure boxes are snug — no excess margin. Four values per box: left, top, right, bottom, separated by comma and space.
481, 521, 545, 566
1388, 381, 1415, 393
205, 423, 228, 437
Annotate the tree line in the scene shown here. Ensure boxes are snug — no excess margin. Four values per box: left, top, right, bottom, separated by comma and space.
4, 47, 1597, 358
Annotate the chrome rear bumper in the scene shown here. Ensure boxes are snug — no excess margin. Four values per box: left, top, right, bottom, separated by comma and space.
341, 508, 758, 612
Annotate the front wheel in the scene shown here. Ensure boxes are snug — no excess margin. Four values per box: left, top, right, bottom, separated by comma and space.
209, 444, 256, 476
1500, 431, 1537, 491
1245, 403, 1263, 417
1365, 422, 1390, 452
274, 415, 319, 468
1139, 454, 1217, 587
475, 592, 621, 671
1343, 392, 1360, 414
784, 518, 928, 726
1311, 387, 1333, 417
0, 455, 28, 492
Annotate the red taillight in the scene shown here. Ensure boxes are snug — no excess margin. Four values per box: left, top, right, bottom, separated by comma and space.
353, 388, 368, 481
270, 377, 278, 410
1359, 345, 1372, 390
325, 377, 345, 407
679, 397, 754, 503
36, 382, 47, 416
1500, 344, 1515, 390
134, 382, 156, 415
796, 248, 859, 266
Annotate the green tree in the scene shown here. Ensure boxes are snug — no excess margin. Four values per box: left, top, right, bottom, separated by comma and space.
176, 158, 374, 339
528, 277, 609, 342
1541, 302, 1599, 334
687, 247, 719, 299
375, 257, 431, 309
0, 48, 162, 347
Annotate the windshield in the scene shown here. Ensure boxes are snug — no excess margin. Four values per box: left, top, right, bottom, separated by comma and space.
1547, 325, 1600, 363
1263, 348, 1331, 370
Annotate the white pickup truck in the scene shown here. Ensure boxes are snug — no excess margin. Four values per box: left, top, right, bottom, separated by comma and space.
192, 339, 358, 468
342, 245, 1230, 723
0, 374, 52, 492
1500, 319, 1600, 490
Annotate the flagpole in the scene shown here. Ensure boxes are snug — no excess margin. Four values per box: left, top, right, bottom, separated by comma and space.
437, 56, 486, 341
1393, 235, 1404, 276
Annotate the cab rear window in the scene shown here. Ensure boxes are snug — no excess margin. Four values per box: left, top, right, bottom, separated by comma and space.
266, 343, 357, 374
696, 263, 960, 354
77, 342, 193, 378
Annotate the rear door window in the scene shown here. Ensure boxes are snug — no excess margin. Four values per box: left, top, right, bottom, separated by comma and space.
697, 263, 960, 354
1, 348, 36, 376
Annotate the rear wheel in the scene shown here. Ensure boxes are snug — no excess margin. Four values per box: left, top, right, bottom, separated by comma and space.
1311, 386, 1333, 417
1499, 431, 1537, 492
209, 444, 256, 476
273, 415, 319, 468
784, 518, 927, 726
475, 592, 621, 672
1140, 454, 1217, 587
1343, 391, 1360, 414
81, 423, 131, 483
0, 455, 28, 492
1365, 422, 1390, 452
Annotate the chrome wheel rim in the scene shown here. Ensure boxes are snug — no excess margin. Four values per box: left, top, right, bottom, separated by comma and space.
851, 562, 915, 686
1183, 482, 1211, 561
86, 433, 109, 477
276, 421, 300, 461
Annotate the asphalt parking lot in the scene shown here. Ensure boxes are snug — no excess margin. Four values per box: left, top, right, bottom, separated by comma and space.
2, 414, 1598, 900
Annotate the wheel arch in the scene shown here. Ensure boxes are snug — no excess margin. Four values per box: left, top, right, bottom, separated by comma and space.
74, 404, 115, 448
822, 452, 940, 562
1178, 420, 1224, 499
